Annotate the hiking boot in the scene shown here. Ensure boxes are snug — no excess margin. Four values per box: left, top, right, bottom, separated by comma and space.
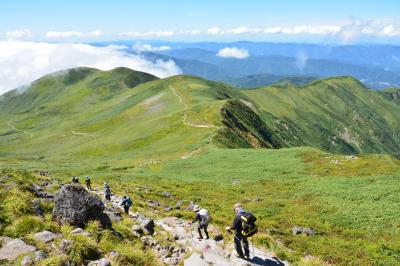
235, 254, 245, 259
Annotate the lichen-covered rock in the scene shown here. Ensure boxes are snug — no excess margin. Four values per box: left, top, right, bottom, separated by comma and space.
88, 258, 111, 266
34, 231, 60, 243
59, 239, 73, 254
292, 226, 316, 236
52, 184, 111, 228
21, 255, 34, 266
34, 250, 47, 261
71, 227, 91, 237
0, 239, 36, 261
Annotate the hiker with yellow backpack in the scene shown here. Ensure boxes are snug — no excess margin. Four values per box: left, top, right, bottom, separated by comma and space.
226, 203, 258, 260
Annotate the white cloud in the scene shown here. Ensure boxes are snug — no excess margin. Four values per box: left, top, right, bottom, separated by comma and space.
178, 30, 202, 35
119, 30, 175, 37
203, 20, 400, 39
45, 29, 103, 38
46, 31, 82, 38
211, 25, 341, 35
133, 43, 171, 52
216, 47, 249, 59
337, 19, 400, 43
227, 26, 262, 34
5, 29, 33, 39
0, 41, 181, 94
87, 29, 103, 37
207, 27, 223, 35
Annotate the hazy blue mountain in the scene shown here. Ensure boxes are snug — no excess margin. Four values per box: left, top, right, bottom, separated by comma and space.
93, 41, 400, 89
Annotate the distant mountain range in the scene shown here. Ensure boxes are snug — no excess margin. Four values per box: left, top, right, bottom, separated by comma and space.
1, 67, 399, 162
94, 41, 400, 89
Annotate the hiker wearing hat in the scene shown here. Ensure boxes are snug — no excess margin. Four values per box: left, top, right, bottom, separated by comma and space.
71, 176, 79, 184
189, 205, 210, 240
226, 203, 257, 260
85, 176, 92, 191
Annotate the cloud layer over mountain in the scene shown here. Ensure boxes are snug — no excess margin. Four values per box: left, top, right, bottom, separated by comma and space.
0, 41, 181, 94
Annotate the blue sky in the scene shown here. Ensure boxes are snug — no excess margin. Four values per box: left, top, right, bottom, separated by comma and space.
1, 0, 400, 42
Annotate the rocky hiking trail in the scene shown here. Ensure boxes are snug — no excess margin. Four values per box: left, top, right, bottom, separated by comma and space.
93, 189, 288, 266
0, 178, 288, 266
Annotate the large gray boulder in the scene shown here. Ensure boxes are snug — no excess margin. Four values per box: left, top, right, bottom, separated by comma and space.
52, 184, 111, 228
34, 230, 60, 243
0, 238, 36, 261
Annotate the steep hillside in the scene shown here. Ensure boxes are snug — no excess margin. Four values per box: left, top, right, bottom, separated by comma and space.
1, 69, 400, 165
0, 69, 274, 165
243, 77, 400, 156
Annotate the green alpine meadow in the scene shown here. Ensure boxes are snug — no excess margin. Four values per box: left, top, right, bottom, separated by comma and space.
1, 66, 400, 265
2, 1, 400, 265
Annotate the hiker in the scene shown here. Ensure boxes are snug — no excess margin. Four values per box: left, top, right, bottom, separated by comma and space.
121, 196, 133, 214
71, 176, 79, 184
189, 205, 210, 240
104, 182, 111, 201
85, 176, 92, 190
226, 203, 258, 260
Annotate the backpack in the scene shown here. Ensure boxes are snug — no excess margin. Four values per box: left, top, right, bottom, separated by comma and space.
126, 198, 132, 207
199, 209, 210, 225
240, 212, 258, 237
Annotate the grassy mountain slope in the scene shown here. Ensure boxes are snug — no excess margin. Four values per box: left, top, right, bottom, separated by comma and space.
1, 69, 400, 165
1, 68, 400, 265
242, 77, 400, 156
0, 68, 279, 166
378, 87, 400, 105
1, 148, 399, 265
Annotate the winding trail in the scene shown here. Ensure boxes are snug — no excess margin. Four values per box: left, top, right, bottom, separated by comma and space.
181, 148, 202, 160
169, 86, 218, 129
93, 188, 289, 266
71, 131, 90, 137
7, 121, 34, 139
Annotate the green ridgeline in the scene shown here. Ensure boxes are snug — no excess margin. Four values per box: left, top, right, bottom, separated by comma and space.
1, 68, 400, 163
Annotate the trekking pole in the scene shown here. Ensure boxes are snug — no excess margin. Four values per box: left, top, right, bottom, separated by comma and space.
189, 222, 193, 240
252, 236, 255, 255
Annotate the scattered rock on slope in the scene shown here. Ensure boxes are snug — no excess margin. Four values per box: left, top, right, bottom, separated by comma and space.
52, 184, 111, 228
292, 226, 316, 236
34, 230, 60, 243
0, 238, 36, 261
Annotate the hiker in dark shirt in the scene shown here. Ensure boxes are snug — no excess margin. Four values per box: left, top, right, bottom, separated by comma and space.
226, 203, 250, 259
85, 176, 92, 190
121, 196, 132, 214
104, 183, 111, 201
